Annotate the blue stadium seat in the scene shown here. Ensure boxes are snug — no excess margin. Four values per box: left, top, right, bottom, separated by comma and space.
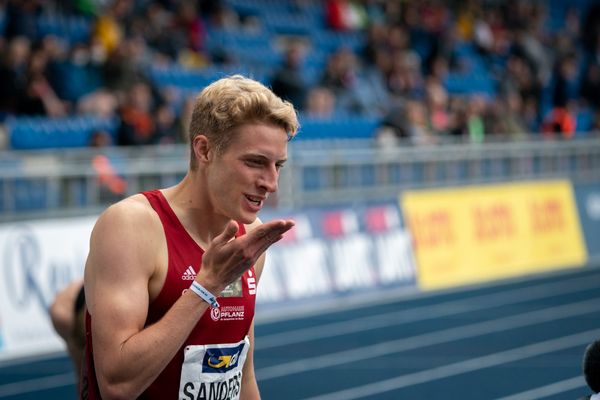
49, 62, 102, 102
297, 115, 381, 140
312, 30, 364, 52
7, 116, 118, 150
225, 0, 294, 17
444, 72, 496, 96
205, 28, 271, 52
36, 13, 91, 44
148, 64, 269, 90
576, 107, 594, 134
230, 45, 284, 67
262, 12, 314, 35
148, 65, 215, 89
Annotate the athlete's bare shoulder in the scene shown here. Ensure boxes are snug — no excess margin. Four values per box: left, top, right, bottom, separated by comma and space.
98, 194, 157, 226
90, 193, 163, 248
86, 193, 165, 283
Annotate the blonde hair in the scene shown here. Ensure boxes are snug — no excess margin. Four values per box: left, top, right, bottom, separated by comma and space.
188, 75, 299, 169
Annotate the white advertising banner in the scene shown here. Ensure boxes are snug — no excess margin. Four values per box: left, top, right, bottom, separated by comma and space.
0, 216, 95, 362
257, 205, 417, 306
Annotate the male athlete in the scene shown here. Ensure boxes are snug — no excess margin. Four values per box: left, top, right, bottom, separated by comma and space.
83, 75, 299, 399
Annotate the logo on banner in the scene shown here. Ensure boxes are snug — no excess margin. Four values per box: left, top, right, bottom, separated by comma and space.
202, 342, 246, 373
2, 223, 83, 311
280, 215, 312, 244
321, 210, 359, 238
2, 225, 49, 310
364, 206, 400, 233
402, 180, 587, 290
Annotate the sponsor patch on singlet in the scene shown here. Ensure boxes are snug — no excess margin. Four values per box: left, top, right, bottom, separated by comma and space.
220, 277, 243, 298
179, 336, 249, 400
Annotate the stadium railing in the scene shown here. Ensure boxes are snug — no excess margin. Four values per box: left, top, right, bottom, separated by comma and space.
1, 135, 599, 222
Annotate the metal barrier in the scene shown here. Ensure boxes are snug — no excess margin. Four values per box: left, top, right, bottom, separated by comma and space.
284, 137, 600, 208
1, 137, 599, 221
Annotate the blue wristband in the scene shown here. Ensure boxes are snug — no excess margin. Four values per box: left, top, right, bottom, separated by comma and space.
189, 281, 220, 308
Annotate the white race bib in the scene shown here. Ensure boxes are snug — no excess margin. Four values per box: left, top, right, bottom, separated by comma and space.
179, 336, 250, 400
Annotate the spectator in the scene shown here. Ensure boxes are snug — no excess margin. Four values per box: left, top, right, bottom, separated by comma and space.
424, 78, 450, 134
320, 47, 370, 114
325, 0, 367, 31
116, 81, 157, 146
581, 3, 600, 56
304, 86, 336, 118
386, 50, 424, 100
552, 53, 580, 109
154, 102, 179, 144
77, 88, 119, 119
102, 37, 152, 93
541, 106, 577, 139
17, 47, 67, 117
580, 62, 600, 111
270, 41, 309, 111
89, 129, 113, 148
448, 97, 469, 139
3, 0, 40, 40
48, 42, 104, 103
0, 36, 31, 114
176, 95, 195, 143
362, 22, 388, 66
141, 2, 182, 62
376, 99, 436, 147
500, 54, 542, 129
173, 1, 207, 57
92, 0, 130, 55
467, 95, 487, 143
486, 92, 528, 138
511, 22, 552, 89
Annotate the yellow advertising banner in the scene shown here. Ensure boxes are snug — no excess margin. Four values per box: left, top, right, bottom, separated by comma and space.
401, 180, 587, 290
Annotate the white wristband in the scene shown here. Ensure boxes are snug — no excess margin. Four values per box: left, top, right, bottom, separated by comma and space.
189, 281, 220, 308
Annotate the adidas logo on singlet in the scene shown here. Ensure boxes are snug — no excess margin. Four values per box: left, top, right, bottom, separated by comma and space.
182, 266, 196, 281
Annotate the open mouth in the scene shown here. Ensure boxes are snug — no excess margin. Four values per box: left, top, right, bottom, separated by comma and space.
245, 194, 264, 207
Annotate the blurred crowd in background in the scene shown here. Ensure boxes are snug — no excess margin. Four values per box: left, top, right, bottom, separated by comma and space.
0, 0, 600, 150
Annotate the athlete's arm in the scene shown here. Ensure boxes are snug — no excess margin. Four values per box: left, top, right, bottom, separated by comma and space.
85, 197, 212, 400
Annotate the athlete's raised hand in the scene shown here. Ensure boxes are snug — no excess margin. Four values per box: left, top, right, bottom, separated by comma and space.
196, 219, 294, 294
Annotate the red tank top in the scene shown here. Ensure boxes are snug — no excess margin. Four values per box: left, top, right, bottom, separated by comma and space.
82, 189, 256, 399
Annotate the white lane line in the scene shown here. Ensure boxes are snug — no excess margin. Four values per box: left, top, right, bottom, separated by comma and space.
0, 372, 74, 398
256, 298, 600, 381
300, 329, 600, 400
256, 274, 600, 350
493, 376, 586, 400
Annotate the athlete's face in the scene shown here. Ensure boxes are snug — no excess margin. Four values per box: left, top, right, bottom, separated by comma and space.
207, 122, 289, 224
